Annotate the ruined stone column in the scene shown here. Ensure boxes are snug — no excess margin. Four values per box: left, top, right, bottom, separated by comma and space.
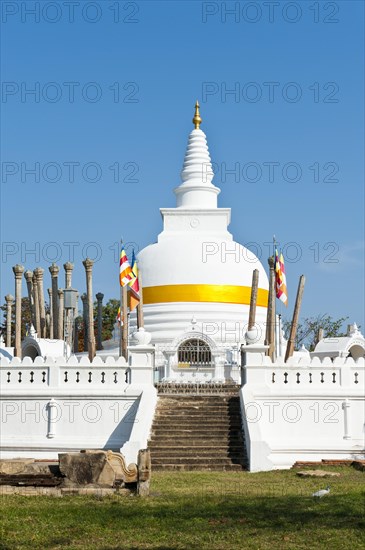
81, 293, 88, 352
83, 258, 96, 361
12, 265, 24, 358
47, 288, 53, 338
24, 270, 35, 328
5, 294, 14, 348
96, 292, 104, 351
32, 273, 41, 335
63, 262, 74, 348
74, 320, 79, 353
49, 263, 59, 339
34, 267, 46, 338
46, 312, 51, 337
64, 261, 74, 289
58, 289, 64, 341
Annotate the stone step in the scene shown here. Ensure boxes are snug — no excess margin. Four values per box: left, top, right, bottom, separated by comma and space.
156, 384, 240, 393
154, 418, 241, 430
156, 407, 241, 414
151, 466, 246, 473
150, 451, 244, 459
155, 407, 241, 414
149, 390, 247, 471
157, 398, 240, 404
151, 457, 245, 466
151, 427, 243, 434
149, 439, 244, 447
150, 445, 245, 452
155, 413, 241, 424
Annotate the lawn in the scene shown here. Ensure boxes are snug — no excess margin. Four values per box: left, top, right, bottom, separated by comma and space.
0, 466, 364, 549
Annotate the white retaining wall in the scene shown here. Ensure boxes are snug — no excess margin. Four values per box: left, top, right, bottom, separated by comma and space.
0, 347, 157, 465
240, 353, 365, 471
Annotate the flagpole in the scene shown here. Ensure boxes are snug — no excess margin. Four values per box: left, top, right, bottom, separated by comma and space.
119, 238, 123, 357
265, 255, 276, 361
119, 284, 123, 357
285, 275, 305, 362
273, 235, 277, 360
278, 313, 282, 357
248, 269, 259, 331
122, 285, 128, 360
137, 265, 144, 328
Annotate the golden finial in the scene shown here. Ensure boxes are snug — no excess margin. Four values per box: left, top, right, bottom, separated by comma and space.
192, 100, 202, 129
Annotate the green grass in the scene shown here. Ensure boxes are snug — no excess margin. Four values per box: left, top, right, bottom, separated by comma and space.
1, 466, 364, 549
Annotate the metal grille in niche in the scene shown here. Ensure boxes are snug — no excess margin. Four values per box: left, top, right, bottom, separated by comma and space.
177, 339, 212, 367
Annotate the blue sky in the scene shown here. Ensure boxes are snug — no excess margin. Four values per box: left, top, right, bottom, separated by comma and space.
1, 0, 364, 330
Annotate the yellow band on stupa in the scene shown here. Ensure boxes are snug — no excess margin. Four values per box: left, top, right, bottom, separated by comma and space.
143, 284, 268, 307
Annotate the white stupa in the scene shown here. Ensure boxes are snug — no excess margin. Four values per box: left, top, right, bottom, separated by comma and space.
135, 103, 269, 379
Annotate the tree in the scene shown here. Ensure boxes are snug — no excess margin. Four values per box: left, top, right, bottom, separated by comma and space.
0, 297, 37, 344
75, 298, 119, 352
97, 298, 120, 342
0, 296, 118, 350
282, 314, 350, 352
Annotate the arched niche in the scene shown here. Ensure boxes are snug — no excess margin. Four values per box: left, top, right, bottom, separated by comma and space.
177, 338, 212, 367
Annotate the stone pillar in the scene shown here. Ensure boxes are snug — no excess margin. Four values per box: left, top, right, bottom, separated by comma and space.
81, 293, 88, 352
83, 258, 96, 361
46, 312, 51, 338
49, 263, 59, 339
74, 320, 79, 353
64, 261, 74, 289
47, 288, 53, 338
5, 294, 14, 348
74, 291, 79, 319
63, 262, 74, 349
24, 270, 35, 328
96, 292, 104, 351
58, 289, 64, 341
12, 265, 24, 358
32, 273, 41, 335
34, 267, 46, 338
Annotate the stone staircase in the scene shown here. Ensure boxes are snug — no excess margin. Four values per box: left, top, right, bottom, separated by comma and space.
149, 384, 247, 471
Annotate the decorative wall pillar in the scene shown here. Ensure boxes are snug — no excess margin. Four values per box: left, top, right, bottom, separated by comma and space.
12, 264, 24, 358
34, 267, 46, 338
47, 398, 57, 439
49, 263, 59, 339
213, 353, 225, 382
58, 289, 64, 341
342, 399, 351, 440
82, 258, 96, 361
5, 294, 14, 348
47, 288, 53, 338
81, 293, 88, 352
96, 292, 104, 351
24, 270, 35, 328
32, 273, 41, 335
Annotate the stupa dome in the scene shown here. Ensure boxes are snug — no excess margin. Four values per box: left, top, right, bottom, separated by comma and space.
137, 102, 269, 346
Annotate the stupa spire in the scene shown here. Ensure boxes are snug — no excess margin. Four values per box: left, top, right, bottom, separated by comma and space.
192, 100, 202, 129
174, 101, 221, 209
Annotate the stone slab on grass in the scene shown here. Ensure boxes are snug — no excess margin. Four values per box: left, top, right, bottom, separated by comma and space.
296, 469, 341, 478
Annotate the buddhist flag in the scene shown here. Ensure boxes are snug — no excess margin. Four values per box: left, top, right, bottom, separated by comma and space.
116, 307, 124, 326
274, 248, 288, 306
128, 250, 140, 312
119, 246, 134, 287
